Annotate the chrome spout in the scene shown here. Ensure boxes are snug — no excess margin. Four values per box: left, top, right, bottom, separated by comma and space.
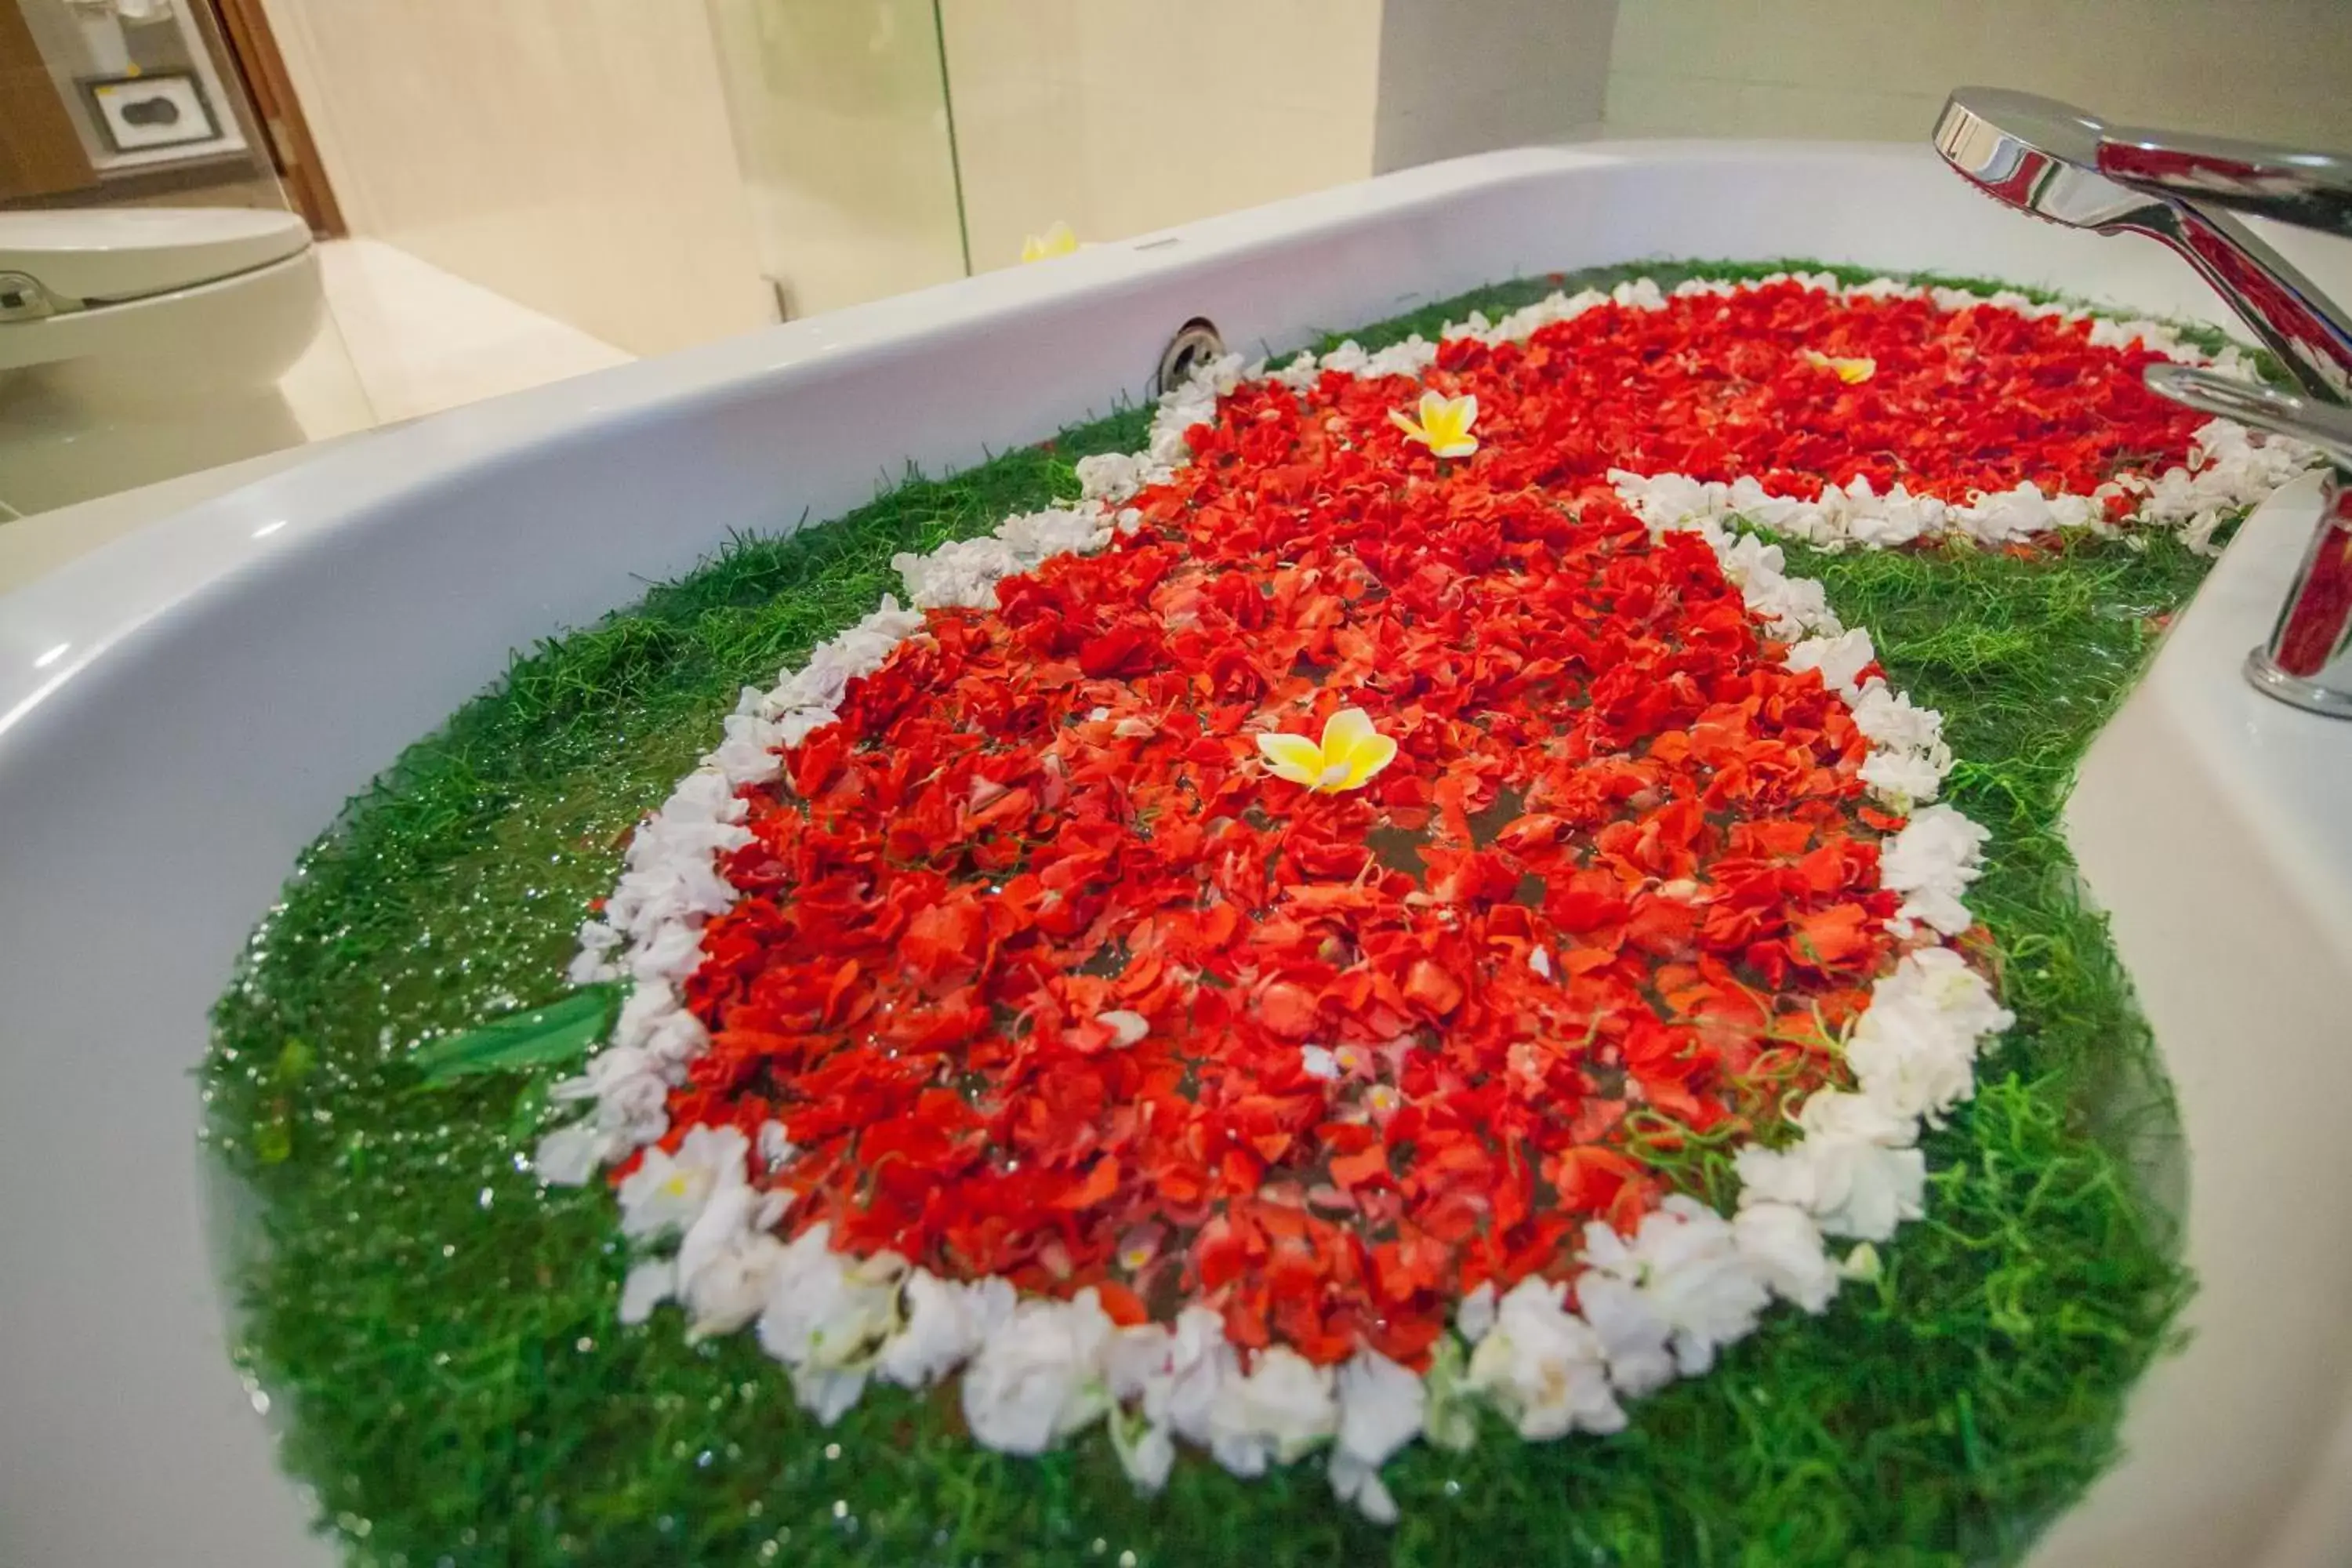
1936, 88, 2352, 717
2148, 366, 2352, 717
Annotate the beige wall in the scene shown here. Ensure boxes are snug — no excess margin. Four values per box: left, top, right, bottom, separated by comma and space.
938, 0, 1382, 271
276, 0, 2352, 356
1374, 0, 1617, 173
1604, 0, 2352, 148
260, 0, 773, 357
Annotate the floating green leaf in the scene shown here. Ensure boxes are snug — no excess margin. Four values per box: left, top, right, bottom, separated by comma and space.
252, 1117, 293, 1167
272, 1036, 316, 1087
410, 984, 620, 1087
506, 1075, 550, 1142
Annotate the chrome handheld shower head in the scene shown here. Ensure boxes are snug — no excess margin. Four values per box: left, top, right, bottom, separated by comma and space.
1936, 88, 2352, 406
1933, 89, 2158, 230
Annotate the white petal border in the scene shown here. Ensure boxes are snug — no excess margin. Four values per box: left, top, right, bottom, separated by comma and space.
532, 271, 2308, 1519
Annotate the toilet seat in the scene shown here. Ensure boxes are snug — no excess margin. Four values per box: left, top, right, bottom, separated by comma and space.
0, 246, 323, 379
0, 205, 328, 516
0, 207, 310, 314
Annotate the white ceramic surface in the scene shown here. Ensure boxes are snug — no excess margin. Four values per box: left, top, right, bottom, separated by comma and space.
2053, 470, 2352, 1568
306, 238, 633, 426
0, 247, 322, 384
0, 207, 312, 305
0, 249, 328, 517
1, 141, 2347, 1567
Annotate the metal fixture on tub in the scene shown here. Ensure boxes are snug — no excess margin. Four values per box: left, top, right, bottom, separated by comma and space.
1935, 88, 2352, 717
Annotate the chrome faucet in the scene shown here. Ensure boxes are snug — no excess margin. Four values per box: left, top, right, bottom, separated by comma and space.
1934, 88, 2352, 717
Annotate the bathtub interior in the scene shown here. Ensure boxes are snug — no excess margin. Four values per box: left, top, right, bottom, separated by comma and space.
2, 141, 2348, 1568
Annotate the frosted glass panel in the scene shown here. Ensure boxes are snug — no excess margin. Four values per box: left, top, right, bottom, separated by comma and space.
938, 0, 1381, 271
706, 0, 969, 318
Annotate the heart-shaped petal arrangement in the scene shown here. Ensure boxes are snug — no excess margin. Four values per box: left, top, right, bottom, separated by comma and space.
528, 273, 2317, 1521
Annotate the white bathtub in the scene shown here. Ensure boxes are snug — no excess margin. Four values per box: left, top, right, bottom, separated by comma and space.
2, 141, 2347, 1567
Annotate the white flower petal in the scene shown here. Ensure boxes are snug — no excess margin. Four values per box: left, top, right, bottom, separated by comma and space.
877, 1272, 1014, 1389
1110, 1411, 1177, 1493
532, 1123, 607, 1186
619, 1258, 674, 1325
1207, 1346, 1336, 1471
1784, 627, 1876, 695
791, 1365, 870, 1426
1465, 1277, 1624, 1439
1334, 1349, 1425, 1468
1330, 1450, 1400, 1525
1457, 1279, 1497, 1343
960, 1291, 1114, 1456
1733, 1203, 1841, 1314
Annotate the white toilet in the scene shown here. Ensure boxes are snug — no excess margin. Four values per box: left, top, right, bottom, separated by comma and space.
0, 206, 329, 517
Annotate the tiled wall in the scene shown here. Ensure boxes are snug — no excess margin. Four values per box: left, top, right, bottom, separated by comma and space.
259, 0, 775, 358
1605, 0, 2352, 148
938, 0, 1383, 270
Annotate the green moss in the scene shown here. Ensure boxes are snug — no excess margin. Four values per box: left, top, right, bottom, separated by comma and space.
207, 263, 2198, 1568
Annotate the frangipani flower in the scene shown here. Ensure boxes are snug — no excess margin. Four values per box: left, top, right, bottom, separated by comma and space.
1802, 348, 1877, 383
1388, 390, 1479, 458
616, 1123, 746, 1240
1255, 707, 1397, 793
1021, 221, 1079, 263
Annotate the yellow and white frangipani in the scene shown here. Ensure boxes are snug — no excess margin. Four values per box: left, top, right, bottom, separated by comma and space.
1255, 706, 1399, 794
1020, 221, 1080, 263
1388, 390, 1480, 458
1801, 348, 1877, 384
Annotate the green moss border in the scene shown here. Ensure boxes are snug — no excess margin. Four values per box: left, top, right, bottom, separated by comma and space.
208, 262, 2198, 1568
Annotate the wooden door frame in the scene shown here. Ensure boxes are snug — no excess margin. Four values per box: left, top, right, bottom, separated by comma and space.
208, 0, 344, 237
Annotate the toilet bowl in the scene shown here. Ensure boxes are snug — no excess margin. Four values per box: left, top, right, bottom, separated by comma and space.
0, 206, 328, 515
